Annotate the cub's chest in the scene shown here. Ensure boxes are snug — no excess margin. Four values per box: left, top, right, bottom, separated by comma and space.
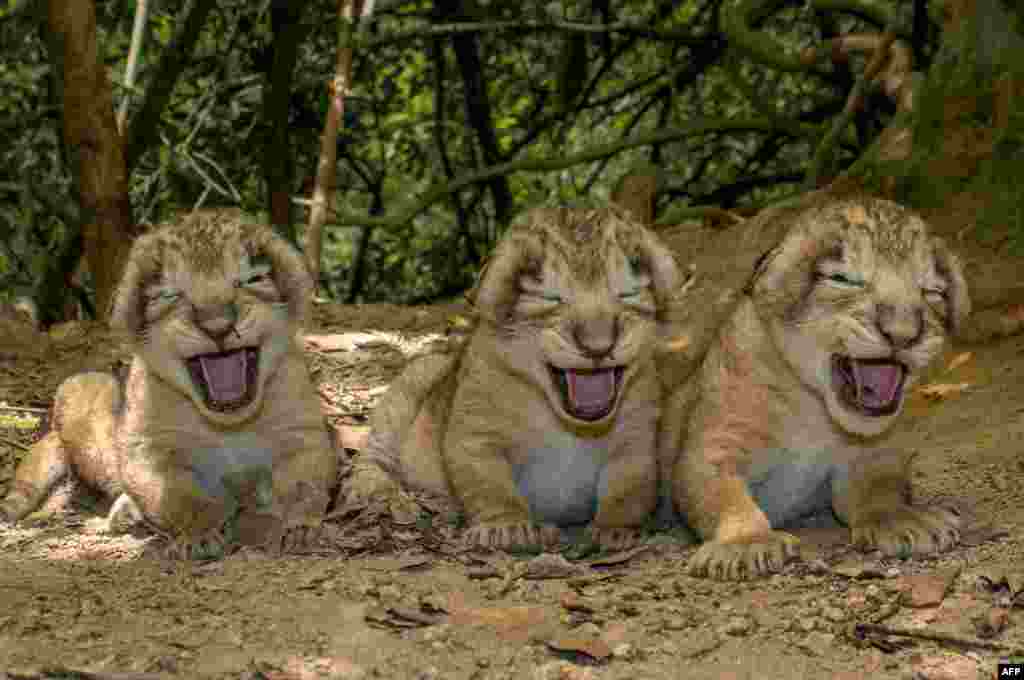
509, 430, 615, 526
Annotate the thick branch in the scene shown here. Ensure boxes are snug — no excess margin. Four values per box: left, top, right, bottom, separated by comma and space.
125, 0, 217, 170
320, 118, 816, 229
722, 0, 831, 74
359, 19, 710, 48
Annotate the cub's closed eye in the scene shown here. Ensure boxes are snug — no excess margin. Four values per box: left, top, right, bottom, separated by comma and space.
147, 290, 180, 303
619, 290, 641, 299
238, 270, 272, 286
822, 271, 864, 286
923, 287, 947, 299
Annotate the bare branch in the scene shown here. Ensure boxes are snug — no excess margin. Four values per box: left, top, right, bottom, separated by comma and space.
117, 0, 149, 133
125, 0, 217, 170
306, 0, 373, 293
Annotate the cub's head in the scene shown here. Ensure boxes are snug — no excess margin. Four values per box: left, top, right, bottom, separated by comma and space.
111, 210, 312, 426
469, 206, 681, 433
750, 197, 969, 437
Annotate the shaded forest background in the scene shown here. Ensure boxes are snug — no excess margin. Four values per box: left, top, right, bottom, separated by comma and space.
0, 0, 1021, 327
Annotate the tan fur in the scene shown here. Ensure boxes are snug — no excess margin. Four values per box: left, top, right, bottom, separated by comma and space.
665, 195, 969, 579
346, 206, 681, 551
0, 210, 336, 558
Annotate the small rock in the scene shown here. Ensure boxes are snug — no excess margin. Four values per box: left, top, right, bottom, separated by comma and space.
721, 615, 755, 636
821, 605, 847, 623
674, 628, 722, 658
793, 616, 818, 633
664, 617, 689, 631
611, 643, 636, 660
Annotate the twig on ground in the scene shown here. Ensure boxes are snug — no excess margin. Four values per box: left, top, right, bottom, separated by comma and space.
0, 435, 29, 451
855, 622, 1024, 655
0, 405, 49, 414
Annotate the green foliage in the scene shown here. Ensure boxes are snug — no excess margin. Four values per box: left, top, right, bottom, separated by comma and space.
0, 0, 973, 309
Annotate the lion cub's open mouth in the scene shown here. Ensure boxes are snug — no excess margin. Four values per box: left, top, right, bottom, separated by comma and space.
549, 366, 625, 421
831, 355, 906, 417
186, 348, 259, 412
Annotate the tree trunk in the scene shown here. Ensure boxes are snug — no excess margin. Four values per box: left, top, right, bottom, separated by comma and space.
46, 0, 136, 322
435, 0, 513, 226
263, 0, 308, 246
853, 0, 1024, 339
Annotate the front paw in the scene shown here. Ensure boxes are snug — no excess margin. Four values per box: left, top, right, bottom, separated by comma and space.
588, 526, 641, 552
687, 530, 800, 580
343, 462, 401, 509
465, 522, 560, 551
851, 504, 960, 557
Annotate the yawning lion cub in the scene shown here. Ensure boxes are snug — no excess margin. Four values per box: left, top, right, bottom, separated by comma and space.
664, 195, 970, 579
346, 206, 681, 551
0, 211, 337, 558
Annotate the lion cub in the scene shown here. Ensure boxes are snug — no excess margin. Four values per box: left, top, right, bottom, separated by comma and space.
664, 195, 969, 579
346, 206, 681, 551
0, 211, 337, 558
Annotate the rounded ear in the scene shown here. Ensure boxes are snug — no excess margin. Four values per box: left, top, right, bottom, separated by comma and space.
110, 233, 160, 336
252, 225, 314, 325
930, 236, 971, 335
470, 233, 540, 324
749, 228, 817, 303
635, 228, 682, 309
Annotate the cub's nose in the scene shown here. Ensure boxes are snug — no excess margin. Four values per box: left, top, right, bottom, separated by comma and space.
876, 303, 923, 348
193, 302, 239, 340
572, 315, 619, 360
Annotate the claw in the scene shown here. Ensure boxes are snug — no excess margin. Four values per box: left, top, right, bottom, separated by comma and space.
687, 530, 800, 581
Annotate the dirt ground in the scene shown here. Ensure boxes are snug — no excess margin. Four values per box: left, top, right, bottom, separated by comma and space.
2, 292, 1024, 680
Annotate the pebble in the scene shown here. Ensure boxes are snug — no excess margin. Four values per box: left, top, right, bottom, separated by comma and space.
821, 605, 847, 622
721, 615, 755, 636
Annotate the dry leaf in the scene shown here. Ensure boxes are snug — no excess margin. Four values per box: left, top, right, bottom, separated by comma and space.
547, 634, 612, 662
917, 382, 970, 400
973, 607, 1010, 638
897, 568, 960, 607
663, 335, 691, 353
447, 315, 473, 330
944, 351, 972, 373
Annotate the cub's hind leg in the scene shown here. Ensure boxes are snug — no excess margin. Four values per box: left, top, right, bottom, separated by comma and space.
0, 431, 69, 521
0, 372, 120, 522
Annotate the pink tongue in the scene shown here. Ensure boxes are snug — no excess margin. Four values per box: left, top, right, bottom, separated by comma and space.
566, 369, 616, 417
199, 351, 248, 402
852, 361, 902, 408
